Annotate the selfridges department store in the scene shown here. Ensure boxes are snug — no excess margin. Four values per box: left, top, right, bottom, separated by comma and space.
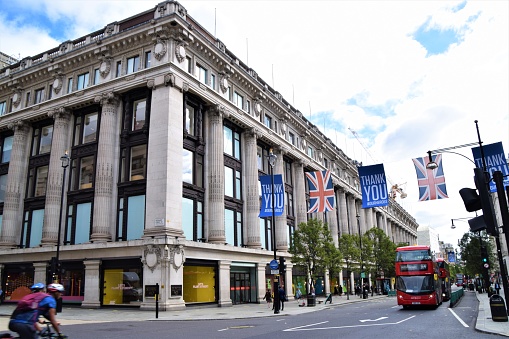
0, 1, 418, 310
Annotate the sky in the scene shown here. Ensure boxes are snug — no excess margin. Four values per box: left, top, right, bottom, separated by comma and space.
0, 0, 508, 250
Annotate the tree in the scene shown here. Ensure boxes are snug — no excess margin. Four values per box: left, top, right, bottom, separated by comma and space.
290, 219, 337, 294
458, 230, 497, 279
338, 233, 361, 294
363, 228, 397, 280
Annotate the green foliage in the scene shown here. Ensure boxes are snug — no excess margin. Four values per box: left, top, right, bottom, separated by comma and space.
458, 230, 497, 278
290, 219, 339, 288
338, 233, 360, 271
364, 228, 397, 278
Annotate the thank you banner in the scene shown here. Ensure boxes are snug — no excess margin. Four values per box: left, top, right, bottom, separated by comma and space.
259, 174, 284, 217
358, 164, 389, 208
471, 142, 509, 192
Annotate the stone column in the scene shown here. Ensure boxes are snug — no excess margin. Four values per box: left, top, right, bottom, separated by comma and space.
81, 259, 101, 308
274, 147, 287, 251
358, 201, 365, 234
41, 108, 71, 246
218, 260, 232, 307
367, 208, 374, 230
244, 128, 261, 248
207, 105, 227, 244
348, 195, 357, 234
387, 219, 393, 242
338, 189, 348, 236
293, 160, 307, 227
90, 93, 119, 242
258, 262, 267, 303
144, 76, 184, 239
328, 185, 339, 247
284, 261, 294, 299
0, 120, 30, 247
33, 262, 48, 285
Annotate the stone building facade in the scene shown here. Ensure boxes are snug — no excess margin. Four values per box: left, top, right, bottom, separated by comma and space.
0, 1, 418, 310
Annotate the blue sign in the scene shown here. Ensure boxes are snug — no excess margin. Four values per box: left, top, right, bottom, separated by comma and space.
259, 174, 285, 217
472, 142, 509, 192
358, 164, 389, 208
269, 259, 279, 270
448, 251, 456, 263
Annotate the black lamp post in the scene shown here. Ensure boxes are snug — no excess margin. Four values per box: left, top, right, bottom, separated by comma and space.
356, 212, 363, 290
268, 148, 280, 314
54, 151, 70, 283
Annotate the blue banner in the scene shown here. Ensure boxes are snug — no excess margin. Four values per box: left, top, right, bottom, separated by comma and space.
358, 164, 389, 208
471, 142, 509, 192
448, 251, 456, 263
259, 174, 285, 217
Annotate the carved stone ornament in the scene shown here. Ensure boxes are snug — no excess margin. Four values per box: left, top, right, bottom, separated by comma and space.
52, 76, 63, 94
99, 59, 111, 78
219, 75, 229, 93
254, 100, 262, 117
143, 244, 162, 272
11, 90, 22, 108
175, 42, 186, 63
170, 245, 185, 271
154, 38, 167, 61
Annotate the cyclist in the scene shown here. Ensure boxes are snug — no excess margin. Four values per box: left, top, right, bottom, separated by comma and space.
9, 283, 65, 339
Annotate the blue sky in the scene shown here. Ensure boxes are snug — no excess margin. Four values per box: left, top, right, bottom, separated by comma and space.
0, 0, 507, 248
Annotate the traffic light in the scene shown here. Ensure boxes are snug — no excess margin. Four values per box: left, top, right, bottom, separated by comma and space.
459, 168, 498, 235
480, 245, 489, 267
50, 257, 58, 275
279, 256, 286, 276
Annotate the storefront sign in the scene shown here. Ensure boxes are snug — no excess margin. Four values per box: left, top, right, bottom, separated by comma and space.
171, 285, 182, 296
145, 284, 159, 297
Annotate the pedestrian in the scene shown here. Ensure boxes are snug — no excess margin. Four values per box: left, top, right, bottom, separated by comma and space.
338, 285, 343, 296
495, 281, 501, 295
371, 284, 374, 297
295, 287, 302, 300
325, 292, 333, 304
278, 285, 286, 311
263, 289, 272, 309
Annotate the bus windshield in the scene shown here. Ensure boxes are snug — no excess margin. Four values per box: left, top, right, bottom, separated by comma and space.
395, 250, 432, 262
396, 275, 435, 294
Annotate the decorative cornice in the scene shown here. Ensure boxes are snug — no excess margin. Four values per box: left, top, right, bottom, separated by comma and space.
94, 92, 119, 106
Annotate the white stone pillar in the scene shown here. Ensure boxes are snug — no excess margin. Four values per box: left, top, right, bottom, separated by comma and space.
91, 93, 119, 242
218, 260, 232, 307
257, 262, 267, 303
144, 77, 184, 239
338, 189, 348, 236
274, 147, 287, 251
0, 121, 30, 247
293, 160, 307, 227
81, 259, 101, 308
42, 108, 71, 246
207, 105, 227, 243
348, 195, 357, 234
244, 128, 261, 248
33, 262, 48, 285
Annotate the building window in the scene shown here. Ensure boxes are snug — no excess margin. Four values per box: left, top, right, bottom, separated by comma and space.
307, 146, 314, 158
21, 209, 44, 248
210, 74, 216, 90
67, 78, 73, 94
264, 114, 272, 129
65, 202, 91, 245
117, 195, 145, 241
25, 92, 31, 106
129, 145, 146, 181
77, 155, 94, 190
77, 72, 89, 90
182, 197, 204, 242
0, 101, 5, 116
260, 218, 273, 251
127, 56, 140, 74
34, 88, 45, 104
116, 61, 122, 77
284, 160, 292, 185
48, 85, 53, 100
185, 56, 192, 73
289, 132, 295, 145
257, 145, 270, 172
182, 149, 203, 187
26, 165, 49, 198
1, 135, 13, 163
224, 166, 241, 199
246, 100, 251, 113
73, 112, 98, 146
0, 174, 7, 203
185, 104, 195, 136
225, 208, 242, 246
286, 191, 294, 217
93, 69, 100, 85
132, 99, 146, 131
233, 91, 244, 110
145, 51, 151, 68
197, 64, 207, 84
287, 224, 295, 249
31, 125, 53, 156
223, 125, 241, 160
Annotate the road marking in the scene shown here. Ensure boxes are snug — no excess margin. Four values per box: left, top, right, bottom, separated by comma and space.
359, 317, 388, 322
448, 308, 469, 327
284, 316, 416, 332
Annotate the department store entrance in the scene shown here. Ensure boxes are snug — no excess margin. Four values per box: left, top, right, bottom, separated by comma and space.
230, 272, 251, 304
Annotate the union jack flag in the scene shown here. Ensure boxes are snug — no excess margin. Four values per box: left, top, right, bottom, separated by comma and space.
305, 170, 335, 213
412, 154, 449, 201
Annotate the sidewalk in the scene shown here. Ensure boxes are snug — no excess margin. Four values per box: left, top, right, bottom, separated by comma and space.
1, 291, 507, 337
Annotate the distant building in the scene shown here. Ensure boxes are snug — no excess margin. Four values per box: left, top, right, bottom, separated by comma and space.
0, 1, 419, 310
0, 52, 18, 69
417, 225, 440, 256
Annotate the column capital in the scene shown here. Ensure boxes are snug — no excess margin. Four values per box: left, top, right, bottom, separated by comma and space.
48, 107, 71, 120
209, 104, 230, 119
7, 119, 29, 133
94, 92, 120, 106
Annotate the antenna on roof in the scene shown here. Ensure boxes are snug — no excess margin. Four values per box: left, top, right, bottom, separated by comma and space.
214, 8, 217, 37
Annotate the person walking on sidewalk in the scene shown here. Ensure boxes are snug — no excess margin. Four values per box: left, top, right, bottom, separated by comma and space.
278, 286, 286, 311
263, 289, 272, 309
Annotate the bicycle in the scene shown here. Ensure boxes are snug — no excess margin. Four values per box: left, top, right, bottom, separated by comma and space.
0, 321, 68, 339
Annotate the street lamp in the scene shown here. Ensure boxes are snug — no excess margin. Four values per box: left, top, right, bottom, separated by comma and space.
267, 148, 280, 314
54, 151, 70, 283
356, 212, 363, 294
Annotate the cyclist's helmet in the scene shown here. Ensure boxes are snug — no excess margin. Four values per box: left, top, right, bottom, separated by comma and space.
47, 283, 65, 293
31, 282, 45, 291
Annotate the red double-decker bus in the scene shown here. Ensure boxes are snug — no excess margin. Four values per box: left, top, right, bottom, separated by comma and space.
436, 258, 451, 301
395, 245, 443, 309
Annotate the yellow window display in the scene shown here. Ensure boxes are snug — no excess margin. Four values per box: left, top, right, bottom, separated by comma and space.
183, 265, 216, 303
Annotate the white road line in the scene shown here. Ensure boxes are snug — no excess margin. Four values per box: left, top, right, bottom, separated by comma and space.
284, 316, 416, 332
448, 308, 469, 327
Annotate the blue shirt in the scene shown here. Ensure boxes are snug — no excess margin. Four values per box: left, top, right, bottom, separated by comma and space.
10, 295, 56, 325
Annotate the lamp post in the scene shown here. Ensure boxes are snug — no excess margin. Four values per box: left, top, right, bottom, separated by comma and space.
268, 148, 280, 314
356, 212, 363, 296
54, 151, 70, 283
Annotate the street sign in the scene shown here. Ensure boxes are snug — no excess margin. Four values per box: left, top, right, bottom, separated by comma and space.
269, 259, 279, 270
271, 270, 279, 275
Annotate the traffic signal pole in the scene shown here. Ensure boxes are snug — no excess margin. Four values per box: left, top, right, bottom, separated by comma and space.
493, 171, 509, 311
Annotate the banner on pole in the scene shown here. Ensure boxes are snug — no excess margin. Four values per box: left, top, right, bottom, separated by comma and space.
472, 141, 509, 192
259, 174, 285, 217
358, 164, 389, 208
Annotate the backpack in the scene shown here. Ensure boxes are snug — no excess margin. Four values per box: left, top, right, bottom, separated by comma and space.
11, 292, 50, 320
